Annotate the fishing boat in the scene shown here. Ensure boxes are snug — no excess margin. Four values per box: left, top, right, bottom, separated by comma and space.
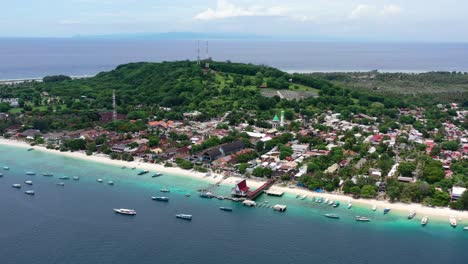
421, 216, 428, 226
324, 198, 329, 203
185, 193, 191, 197
114, 208, 136, 215
137, 170, 149, 175
449, 216, 457, 227
3, 166, 9, 170
121, 166, 126, 169
27, 148, 34, 151
300, 195, 307, 200
108, 181, 114, 185
25, 171, 36, 175
463, 226, 468, 231
25, 190, 35, 195
355, 216, 371, 222
160, 188, 170, 193
0, 173, 3, 177
72, 176, 80, 180
333, 201, 340, 208
408, 211, 416, 219
42, 173, 53, 177
219, 207, 233, 212
316, 197, 322, 203
372, 205, 377, 211
97, 178, 103, 183
347, 202, 352, 209
328, 200, 334, 206
176, 214, 192, 220
12, 184, 21, 188
151, 172, 163, 177
324, 214, 340, 219
384, 208, 391, 214
152, 196, 169, 202
131, 167, 136, 170
296, 194, 300, 198
24, 180, 33, 185
59, 176, 70, 180
56, 182, 65, 186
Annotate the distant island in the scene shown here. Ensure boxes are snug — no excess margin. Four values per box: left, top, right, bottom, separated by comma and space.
0, 60, 466, 213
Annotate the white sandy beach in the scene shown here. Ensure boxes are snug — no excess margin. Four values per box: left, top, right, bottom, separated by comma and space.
1, 138, 467, 223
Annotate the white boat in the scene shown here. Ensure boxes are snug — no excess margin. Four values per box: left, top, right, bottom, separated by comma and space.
42, 173, 53, 177
372, 205, 377, 211
0, 173, 3, 177
464, 226, 468, 231
114, 208, 136, 215
97, 179, 103, 183
72, 176, 80, 180
152, 196, 169, 202
449, 217, 457, 227
3, 166, 9, 170
300, 195, 307, 200
57, 182, 65, 186
324, 198, 329, 203
25, 171, 36, 175
176, 214, 192, 220
355, 216, 371, 222
421, 216, 428, 226
408, 211, 416, 219
347, 202, 352, 209
328, 200, 334, 206
25, 190, 35, 195
160, 188, 170, 193
384, 208, 391, 214
12, 184, 21, 188
25, 180, 33, 185
108, 181, 114, 185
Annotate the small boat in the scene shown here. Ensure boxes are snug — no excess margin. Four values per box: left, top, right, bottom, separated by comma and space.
160, 188, 170, 193
131, 167, 136, 170
57, 182, 65, 186
217, 196, 224, 200
152, 196, 169, 202
449, 217, 457, 227
42, 173, 53, 177
25, 171, 36, 175
108, 181, 114, 185
59, 176, 70, 180
151, 172, 163, 177
355, 216, 371, 222
324, 198, 329, 203
3, 166, 9, 170
97, 179, 103, 183
333, 201, 340, 208
12, 184, 22, 188
176, 214, 192, 220
0, 173, 3, 177
324, 214, 340, 219
463, 226, 468, 231
421, 216, 428, 226
24, 180, 33, 185
137, 170, 149, 175
199, 191, 214, 198
300, 195, 307, 200
219, 207, 233, 212
121, 166, 126, 169
328, 200, 334, 206
25, 190, 35, 195
185, 193, 191, 197
347, 202, 352, 209
372, 205, 377, 211
72, 176, 80, 181
296, 195, 300, 198
27, 148, 34, 151
316, 197, 322, 203
408, 211, 416, 219
384, 208, 391, 214
114, 208, 136, 215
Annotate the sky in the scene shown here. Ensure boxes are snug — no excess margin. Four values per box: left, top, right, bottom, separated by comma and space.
1, 0, 467, 42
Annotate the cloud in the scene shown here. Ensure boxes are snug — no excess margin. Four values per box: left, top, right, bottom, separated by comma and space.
194, 0, 288, 20
350, 3, 402, 19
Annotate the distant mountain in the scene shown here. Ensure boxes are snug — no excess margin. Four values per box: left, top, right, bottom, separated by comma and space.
72, 32, 270, 40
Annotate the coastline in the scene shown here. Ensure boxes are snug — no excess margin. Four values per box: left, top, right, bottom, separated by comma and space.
1, 138, 467, 223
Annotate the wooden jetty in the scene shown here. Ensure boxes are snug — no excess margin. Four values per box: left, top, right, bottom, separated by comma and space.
247, 179, 276, 200
264, 190, 284, 197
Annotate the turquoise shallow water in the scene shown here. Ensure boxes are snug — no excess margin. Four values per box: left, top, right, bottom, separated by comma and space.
0, 144, 467, 264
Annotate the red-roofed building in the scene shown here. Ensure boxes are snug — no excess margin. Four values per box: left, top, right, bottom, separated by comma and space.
232, 179, 250, 197
370, 134, 383, 144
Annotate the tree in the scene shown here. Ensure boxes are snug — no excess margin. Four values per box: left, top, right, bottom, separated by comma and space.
0, 102, 11, 113
387, 185, 401, 202
399, 162, 416, 177
360, 185, 377, 198
350, 186, 361, 197
441, 141, 459, 151
238, 163, 248, 174
422, 160, 445, 184
431, 190, 450, 206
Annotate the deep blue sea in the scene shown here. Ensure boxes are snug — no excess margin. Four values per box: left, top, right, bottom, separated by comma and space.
0, 144, 467, 264
1, 39, 468, 79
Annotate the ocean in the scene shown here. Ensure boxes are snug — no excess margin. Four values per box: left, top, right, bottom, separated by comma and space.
0, 144, 467, 264
1, 39, 468, 79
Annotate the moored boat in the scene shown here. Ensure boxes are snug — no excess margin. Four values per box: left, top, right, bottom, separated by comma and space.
27, 148, 34, 151
347, 202, 352, 209
0, 173, 3, 177
42, 173, 53, 177
25, 190, 35, 195
59, 176, 70, 180
300, 195, 307, 200
3, 166, 9, 170
328, 200, 334, 206
185, 193, 191, 197
316, 197, 322, 203
72, 176, 80, 180
324, 198, 329, 203
24, 180, 33, 185
108, 181, 114, 185
114, 208, 136, 215
324, 214, 340, 219
383, 208, 391, 214
57, 182, 65, 186
151, 172, 163, 177
464, 226, 468, 231
449, 216, 457, 227
160, 188, 170, 193
137, 170, 149, 175
176, 214, 192, 220
421, 216, 428, 226
152, 196, 169, 202
97, 178, 103, 183
25, 171, 36, 175
333, 201, 340, 208
372, 205, 377, 211
12, 184, 21, 188
219, 207, 233, 211
408, 211, 416, 219
272, 204, 287, 212
355, 216, 371, 222
200, 191, 214, 198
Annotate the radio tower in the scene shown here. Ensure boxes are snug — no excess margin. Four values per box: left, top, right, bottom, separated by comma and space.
197, 40, 201, 65
205, 41, 210, 69
112, 89, 117, 123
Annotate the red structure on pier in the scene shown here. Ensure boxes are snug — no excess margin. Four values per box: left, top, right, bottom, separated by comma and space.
231, 179, 276, 200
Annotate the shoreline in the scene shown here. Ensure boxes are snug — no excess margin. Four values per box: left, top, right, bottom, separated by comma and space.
1, 138, 467, 224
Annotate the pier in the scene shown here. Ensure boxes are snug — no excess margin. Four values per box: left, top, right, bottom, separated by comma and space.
264, 190, 284, 197
246, 179, 276, 200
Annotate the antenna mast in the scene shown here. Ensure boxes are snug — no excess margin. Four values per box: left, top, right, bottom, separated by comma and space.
112, 89, 117, 122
